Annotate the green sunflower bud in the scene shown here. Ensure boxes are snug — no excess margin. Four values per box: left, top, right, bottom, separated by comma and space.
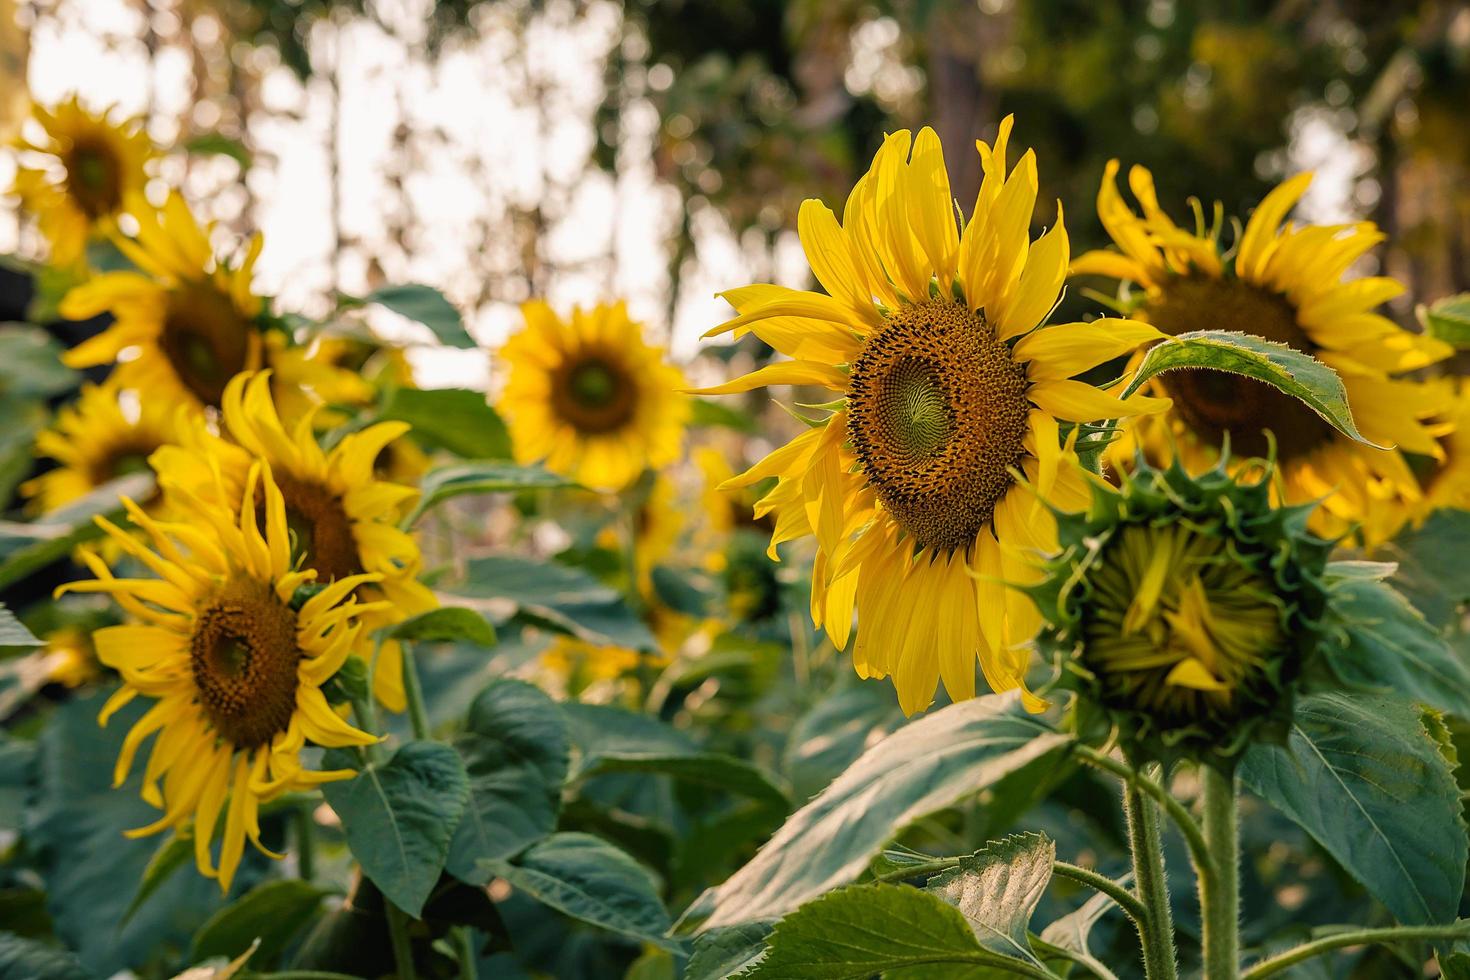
1031, 454, 1333, 768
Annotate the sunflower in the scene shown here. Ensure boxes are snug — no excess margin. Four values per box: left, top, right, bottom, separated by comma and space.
152, 371, 435, 712
21, 380, 182, 514
56, 464, 381, 891
1369, 378, 1470, 542
499, 300, 689, 491
699, 120, 1169, 714
1072, 163, 1453, 544
10, 97, 154, 266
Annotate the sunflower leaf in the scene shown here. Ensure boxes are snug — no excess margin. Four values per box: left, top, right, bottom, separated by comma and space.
190, 879, 331, 968
0, 471, 155, 591
924, 832, 1054, 965
359, 283, 475, 349
0, 603, 39, 649
0, 933, 90, 980
379, 387, 510, 459
406, 461, 577, 525
675, 693, 1073, 935
388, 607, 497, 648
1240, 692, 1466, 925
1119, 329, 1380, 448
1418, 294, 1470, 348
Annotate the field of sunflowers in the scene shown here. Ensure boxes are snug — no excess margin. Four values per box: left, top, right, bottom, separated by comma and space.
5, 2, 1470, 979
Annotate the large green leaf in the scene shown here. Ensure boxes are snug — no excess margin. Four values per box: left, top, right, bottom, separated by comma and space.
1241, 693, 1465, 925
1379, 509, 1470, 629
1320, 563, 1470, 717
0, 472, 155, 591
0, 604, 39, 648
190, 879, 330, 966
388, 607, 497, 648
322, 740, 470, 917
406, 461, 577, 525
1418, 294, 1470, 348
564, 703, 790, 806
479, 832, 680, 952
686, 922, 773, 980
1119, 330, 1375, 446
677, 694, 1073, 934
379, 387, 510, 459
447, 679, 569, 884
925, 833, 1053, 966
364, 283, 475, 348
744, 883, 1032, 979
0, 933, 90, 980
0, 324, 79, 398
443, 553, 655, 652
783, 682, 905, 801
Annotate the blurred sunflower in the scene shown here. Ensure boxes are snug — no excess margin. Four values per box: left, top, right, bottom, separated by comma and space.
540, 635, 665, 691
10, 97, 153, 266
21, 380, 181, 513
57, 465, 380, 892
1073, 163, 1453, 543
37, 626, 101, 689
500, 300, 688, 491
701, 119, 1169, 714
153, 371, 434, 712
1371, 379, 1470, 542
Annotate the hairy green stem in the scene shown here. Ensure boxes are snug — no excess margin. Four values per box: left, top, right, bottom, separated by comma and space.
1124, 781, 1179, 980
1242, 923, 1470, 979
386, 900, 418, 980
1076, 745, 1213, 887
400, 641, 432, 741
294, 806, 316, 881
1052, 861, 1146, 923
1199, 765, 1239, 980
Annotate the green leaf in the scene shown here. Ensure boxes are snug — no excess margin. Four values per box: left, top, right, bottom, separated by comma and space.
564, 702, 790, 806
1038, 882, 1124, 962
1418, 294, 1470, 348
677, 693, 1073, 934
364, 284, 474, 348
690, 397, 757, 433
0, 324, 79, 398
447, 679, 569, 885
322, 740, 470, 917
925, 833, 1053, 965
379, 387, 510, 459
784, 682, 905, 801
0, 472, 155, 591
407, 461, 577, 524
191, 879, 329, 966
0, 603, 39, 648
478, 832, 679, 952
181, 132, 252, 170
1379, 509, 1470, 629
119, 835, 192, 927
686, 922, 773, 980
443, 553, 655, 652
745, 883, 1025, 979
1321, 565, 1470, 717
1119, 330, 1377, 447
1241, 693, 1466, 925
0, 933, 90, 980
388, 607, 497, 648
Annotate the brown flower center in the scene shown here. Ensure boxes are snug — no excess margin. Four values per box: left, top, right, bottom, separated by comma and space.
847, 301, 1030, 553
550, 353, 638, 434
264, 472, 362, 581
63, 138, 123, 219
86, 440, 159, 488
1143, 276, 1335, 460
190, 576, 300, 749
159, 280, 254, 408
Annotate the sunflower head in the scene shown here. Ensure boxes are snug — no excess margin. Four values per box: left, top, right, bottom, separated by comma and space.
1073, 162, 1453, 544
1032, 453, 1332, 767
500, 301, 689, 491
11, 97, 154, 265
57, 463, 380, 891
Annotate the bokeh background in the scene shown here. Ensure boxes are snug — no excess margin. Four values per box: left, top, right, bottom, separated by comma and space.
4, 0, 1470, 385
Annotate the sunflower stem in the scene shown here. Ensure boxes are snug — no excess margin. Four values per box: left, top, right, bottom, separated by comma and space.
294, 805, 316, 882
1240, 922, 1470, 979
400, 641, 432, 741
455, 926, 478, 980
386, 900, 418, 979
1123, 778, 1179, 980
1198, 764, 1240, 980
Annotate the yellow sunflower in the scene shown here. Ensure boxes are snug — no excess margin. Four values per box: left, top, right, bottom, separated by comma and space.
56, 464, 381, 892
21, 380, 182, 514
499, 301, 689, 491
698, 119, 1169, 714
152, 371, 435, 712
1072, 162, 1453, 543
1369, 379, 1470, 542
10, 97, 153, 266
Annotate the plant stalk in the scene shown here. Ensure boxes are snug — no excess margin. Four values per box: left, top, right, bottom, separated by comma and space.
386, 900, 418, 980
455, 927, 478, 980
1124, 780, 1179, 980
1076, 745, 1212, 885
400, 640, 432, 741
1199, 764, 1240, 980
1241, 922, 1470, 979
294, 805, 316, 881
